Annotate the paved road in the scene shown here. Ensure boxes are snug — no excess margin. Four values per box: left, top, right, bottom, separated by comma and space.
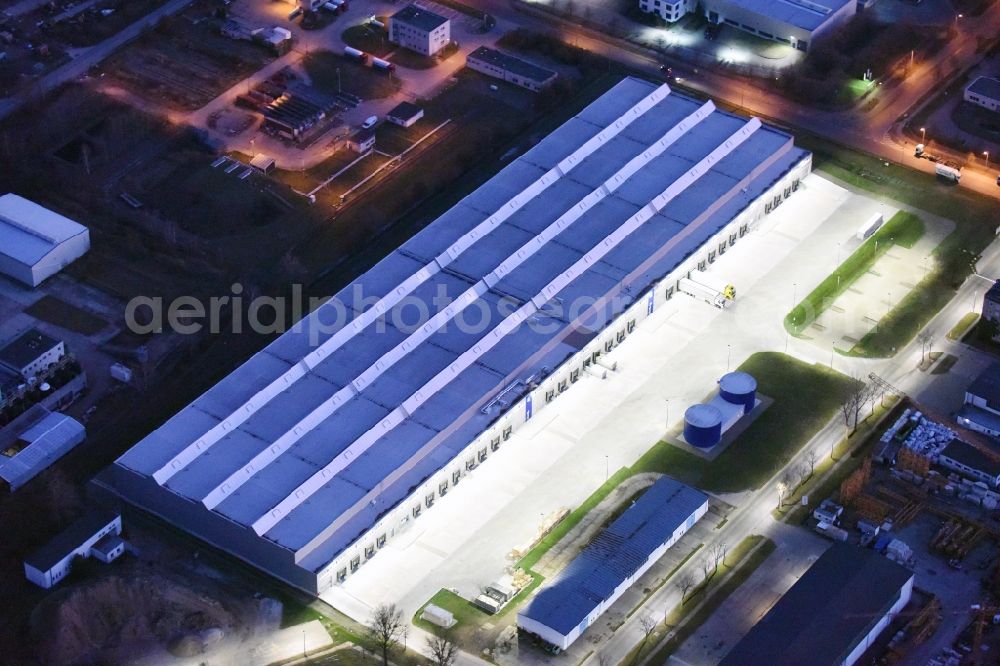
469, 0, 1000, 199
0, 0, 196, 120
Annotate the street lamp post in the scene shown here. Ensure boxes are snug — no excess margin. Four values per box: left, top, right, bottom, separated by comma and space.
985, 151, 991, 170
727, 344, 731, 372
920, 127, 926, 143
954, 13, 963, 30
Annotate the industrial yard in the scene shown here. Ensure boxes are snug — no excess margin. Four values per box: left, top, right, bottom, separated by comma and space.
1, 0, 999, 662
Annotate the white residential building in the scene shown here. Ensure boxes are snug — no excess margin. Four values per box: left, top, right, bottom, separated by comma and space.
388, 5, 450, 56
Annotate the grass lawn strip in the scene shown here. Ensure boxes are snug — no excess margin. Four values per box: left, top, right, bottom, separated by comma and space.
947, 312, 979, 341
631, 352, 859, 493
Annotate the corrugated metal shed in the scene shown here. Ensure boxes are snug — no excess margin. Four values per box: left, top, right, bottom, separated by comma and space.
0, 194, 89, 268
0, 409, 86, 491
520, 477, 708, 635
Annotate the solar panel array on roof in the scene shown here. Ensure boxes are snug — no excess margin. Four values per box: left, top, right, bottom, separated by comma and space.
106, 77, 809, 590
520, 477, 708, 638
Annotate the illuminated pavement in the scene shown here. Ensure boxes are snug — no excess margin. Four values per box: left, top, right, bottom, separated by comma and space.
321, 173, 887, 633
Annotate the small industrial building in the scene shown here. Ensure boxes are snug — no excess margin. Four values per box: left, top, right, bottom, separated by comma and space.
956, 362, 1000, 438
0, 406, 86, 492
262, 93, 332, 142
0, 366, 19, 405
936, 439, 1000, 488
386, 101, 425, 127
466, 47, 558, 92
252, 26, 293, 55
348, 128, 376, 153
24, 511, 124, 589
982, 280, 1000, 330
102, 78, 812, 596
720, 543, 914, 666
0, 193, 91, 288
388, 5, 450, 57
639, 0, 856, 51
517, 477, 708, 651
965, 77, 1000, 113
0, 328, 65, 381
250, 154, 277, 174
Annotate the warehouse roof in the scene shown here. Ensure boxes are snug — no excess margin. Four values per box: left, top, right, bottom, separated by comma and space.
391, 4, 448, 31
967, 76, 1000, 102
24, 510, 118, 572
0, 408, 86, 491
0, 194, 89, 268
940, 439, 1000, 479
719, 0, 854, 32
520, 477, 707, 635
967, 361, 1000, 407
0, 328, 61, 374
468, 47, 557, 84
112, 78, 809, 575
720, 543, 913, 666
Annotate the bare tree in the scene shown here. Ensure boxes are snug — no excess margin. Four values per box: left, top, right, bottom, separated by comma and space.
368, 603, 407, 666
805, 449, 820, 477
778, 469, 797, 505
675, 572, 695, 603
709, 542, 727, 572
840, 380, 873, 436
917, 331, 934, 364
701, 557, 714, 582
426, 632, 458, 666
639, 614, 657, 641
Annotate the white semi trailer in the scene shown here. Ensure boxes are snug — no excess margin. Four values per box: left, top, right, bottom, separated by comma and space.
678, 272, 736, 308
935, 163, 961, 182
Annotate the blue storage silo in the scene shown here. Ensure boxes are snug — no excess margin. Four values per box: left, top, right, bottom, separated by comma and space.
719, 371, 757, 415
684, 404, 723, 449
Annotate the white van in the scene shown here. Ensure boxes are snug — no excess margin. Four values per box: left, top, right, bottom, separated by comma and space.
361, 115, 378, 129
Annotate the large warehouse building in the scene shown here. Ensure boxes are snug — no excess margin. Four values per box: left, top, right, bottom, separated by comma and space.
100, 77, 811, 596
639, 0, 856, 51
0, 194, 91, 288
720, 543, 914, 666
518, 477, 708, 651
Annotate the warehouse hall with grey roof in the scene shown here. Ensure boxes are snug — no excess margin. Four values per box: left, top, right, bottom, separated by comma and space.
100, 77, 812, 595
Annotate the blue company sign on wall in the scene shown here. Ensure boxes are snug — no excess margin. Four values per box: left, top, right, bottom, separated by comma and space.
647, 291, 655, 315
525, 393, 533, 421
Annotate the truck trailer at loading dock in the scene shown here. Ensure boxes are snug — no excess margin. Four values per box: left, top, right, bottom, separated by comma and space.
678, 271, 736, 308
